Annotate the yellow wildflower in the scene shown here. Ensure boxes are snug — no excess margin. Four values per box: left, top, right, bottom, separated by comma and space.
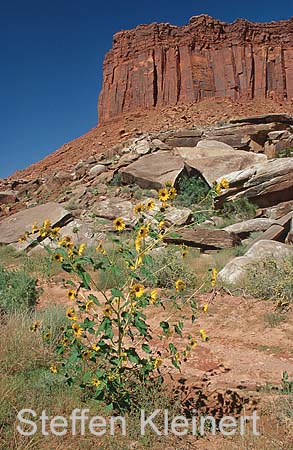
53, 253, 64, 263
67, 248, 74, 258
203, 303, 209, 313
82, 349, 92, 360
146, 199, 155, 210
131, 283, 145, 298
96, 241, 106, 254
158, 188, 169, 202
169, 187, 177, 199
108, 373, 115, 381
135, 237, 141, 251
43, 219, 51, 230
175, 279, 186, 292
78, 243, 86, 256
211, 267, 218, 287
103, 305, 112, 318
31, 222, 39, 234
190, 338, 197, 349
43, 332, 51, 341
175, 352, 180, 361
160, 201, 170, 210
66, 307, 77, 321
85, 300, 94, 312
220, 178, 229, 190
149, 290, 157, 305
67, 289, 77, 301
50, 364, 58, 374
215, 182, 222, 195
181, 245, 188, 259
113, 217, 126, 232
92, 344, 101, 352
200, 329, 208, 342
158, 220, 165, 230
138, 226, 149, 239
154, 357, 163, 369
71, 323, 83, 338
134, 203, 145, 214
62, 337, 70, 347
92, 378, 101, 387
30, 321, 41, 332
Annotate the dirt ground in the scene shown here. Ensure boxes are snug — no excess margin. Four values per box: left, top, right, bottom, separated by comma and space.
37, 282, 293, 449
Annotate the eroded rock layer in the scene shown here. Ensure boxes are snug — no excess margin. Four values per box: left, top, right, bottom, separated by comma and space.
98, 15, 293, 122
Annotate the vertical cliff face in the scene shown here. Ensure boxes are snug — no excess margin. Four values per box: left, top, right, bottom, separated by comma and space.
98, 15, 293, 123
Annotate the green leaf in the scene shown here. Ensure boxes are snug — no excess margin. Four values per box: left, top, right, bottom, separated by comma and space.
79, 271, 91, 290
168, 232, 180, 238
141, 344, 152, 354
160, 321, 169, 333
111, 288, 124, 298
169, 343, 176, 354
127, 348, 140, 365
88, 294, 101, 306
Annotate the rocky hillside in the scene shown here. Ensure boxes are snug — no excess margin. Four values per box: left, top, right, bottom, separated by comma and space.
98, 15, 293, 122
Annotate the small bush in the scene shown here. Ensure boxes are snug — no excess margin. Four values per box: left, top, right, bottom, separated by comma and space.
0, 265, 39, 313
145, 246, 196, 289
243, 255, 293, 306
175, 175, 210, 208
221, 197, 256, 221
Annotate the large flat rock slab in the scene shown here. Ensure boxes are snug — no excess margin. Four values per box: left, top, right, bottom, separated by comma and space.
224, 218, 279, 238
163, 228, 241, 250
0, 202, 71, 249
120, 151, 184, 189
175, 140, 266, 185
215, 157, 293, 208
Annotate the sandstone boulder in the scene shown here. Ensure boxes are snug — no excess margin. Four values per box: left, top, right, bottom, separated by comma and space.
163, 228, 241, 250
120, 151, 184, 189
93, 199, 136, 226
88, 164, 107, 178
215, 158, 293, 208
175, 140, 266, 185
224, 218, 279, 238
0, 202, 71, 250
218, 240, 293, 285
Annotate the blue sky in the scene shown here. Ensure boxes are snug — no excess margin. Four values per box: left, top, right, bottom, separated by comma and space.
0, 0, 291, 178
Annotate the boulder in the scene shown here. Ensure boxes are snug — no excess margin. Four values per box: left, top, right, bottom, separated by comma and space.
144, 200, 192, 226
0, 191, 18, 205
0, 202, 71, 250
260, 200, 293, 220
120, 151, 184, 189
206, 122, 288, 151
224, 218, 279, 238
218, 240, 293, 285
163, 228, 241, 250
88, 164, 107, 178
249, 212, 293, 245
163, 129, 203, 147
175, 140, 266, 185
93, 199, 136, 226
215, 158, 293, 208
57, 219, 104, 246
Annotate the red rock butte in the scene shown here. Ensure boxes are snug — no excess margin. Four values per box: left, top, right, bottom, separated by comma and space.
98, 15, 293, 123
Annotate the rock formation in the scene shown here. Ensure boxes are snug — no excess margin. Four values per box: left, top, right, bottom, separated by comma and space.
98, 15, 293, 122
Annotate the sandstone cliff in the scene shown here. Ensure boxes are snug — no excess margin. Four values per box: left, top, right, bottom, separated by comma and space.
98, 15, 293, 122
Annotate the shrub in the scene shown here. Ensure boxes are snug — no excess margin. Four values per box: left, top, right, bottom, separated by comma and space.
0, 265, 39, 313
145, 246, 196, 289
243, 255, 293, 307
221, 197, 256, 221
175, 175, 210, 208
